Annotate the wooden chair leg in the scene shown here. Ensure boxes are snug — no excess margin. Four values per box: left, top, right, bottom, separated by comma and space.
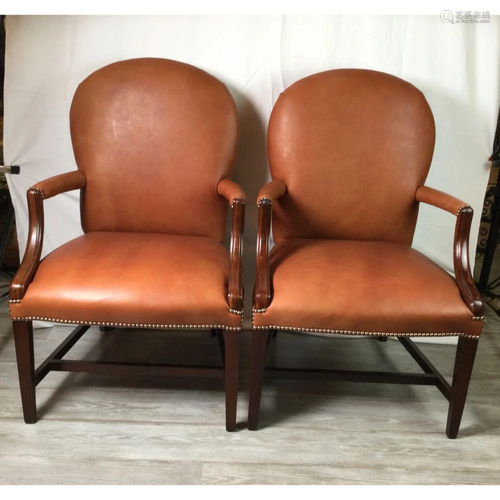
12, 320, 37, 423
224, 330, 239, 432
446, 336, 479, 439
216, 329, 226, 366
248, 330, 271, 430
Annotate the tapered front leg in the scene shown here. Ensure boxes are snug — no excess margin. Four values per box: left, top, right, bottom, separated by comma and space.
224, 330, 239, 432
216, 329, 226, 366
12, 320, 37, 423
247, 329, 271, 430
446, 336, 479, 439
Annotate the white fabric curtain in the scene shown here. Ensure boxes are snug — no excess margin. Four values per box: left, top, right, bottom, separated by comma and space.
4, 15, 500, 337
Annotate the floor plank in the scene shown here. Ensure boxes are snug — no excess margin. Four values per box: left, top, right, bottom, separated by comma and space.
1, 299, 499, 484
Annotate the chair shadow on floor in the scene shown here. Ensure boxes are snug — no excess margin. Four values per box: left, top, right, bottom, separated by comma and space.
34, 326, 243, 427
254, 333, 470, 432
12, 325, 500, 436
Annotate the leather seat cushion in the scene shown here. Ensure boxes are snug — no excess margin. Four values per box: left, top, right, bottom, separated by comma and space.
10, 232, 242, 330
252, 239, 482, 337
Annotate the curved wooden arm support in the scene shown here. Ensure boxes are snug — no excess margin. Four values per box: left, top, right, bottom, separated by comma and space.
454, 205, 484, 317
254, 180, 287, 310
10, 171, 87, 301
254, 200, 273, 309
218, 179, 246, 311
415, 185, 483, 317
228, 199, 245, 311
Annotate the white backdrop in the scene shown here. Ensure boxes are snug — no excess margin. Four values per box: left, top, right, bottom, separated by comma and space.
4, 15, 500, 334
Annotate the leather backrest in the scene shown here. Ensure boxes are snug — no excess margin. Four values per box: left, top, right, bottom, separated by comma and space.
268, 69, 435, 245
70, 58, 238, 240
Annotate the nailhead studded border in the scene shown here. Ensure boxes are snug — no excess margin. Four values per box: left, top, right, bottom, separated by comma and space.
251, 202, 479, 338
257, 198, 273, 206
456, 204, 471, 215
251, 310, 481, 339
231, 198, 246, 208
10, 309, 244, 331
30, 187, 45, 198
11, 316, 242, 331
14, 185, 244, 331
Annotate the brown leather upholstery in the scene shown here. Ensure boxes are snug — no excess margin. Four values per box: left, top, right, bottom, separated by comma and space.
10, 172, 87, 302
12, 58, 243, 329
254, 68, 482, 337
249, 69, 483, 437
257, 179, 287, 204
268, 69, 435, 245
253, 239, 481, 337
415, 185, 469, 215
71, 58, 238, 240
10, 232, 242, 329
217, 178, 247, 205
10, 58, 244, 432
32, 171, 86, 199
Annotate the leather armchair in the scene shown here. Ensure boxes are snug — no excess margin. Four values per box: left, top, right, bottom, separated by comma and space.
9, 58, 245, 431
248, 69, 483, 438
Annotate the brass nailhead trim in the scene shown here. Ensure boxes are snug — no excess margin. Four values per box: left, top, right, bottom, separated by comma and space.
251, 310, 480, 339
15, 186, 244, 328
251, 200, 480, 337
231, 198, 246, 208
229, 308, 245, 329
30, 187, 45, 199
11, 316, 242, 331
456, 204, 471, 216
257, 198, 273, 206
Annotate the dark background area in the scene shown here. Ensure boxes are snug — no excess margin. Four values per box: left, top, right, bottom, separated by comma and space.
0, 14, 20, 273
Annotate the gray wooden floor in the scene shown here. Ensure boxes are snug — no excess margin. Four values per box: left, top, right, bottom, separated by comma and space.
0, 295, 499, 484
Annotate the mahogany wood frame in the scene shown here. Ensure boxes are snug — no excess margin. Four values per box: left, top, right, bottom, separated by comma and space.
248, 330, 479, 438
10, 172, 245, 432
254, 178, 287, 310
228, 199, 245, 311
10, 187, 46, 301
249, 180, 483, 438
13, 321, 239, 430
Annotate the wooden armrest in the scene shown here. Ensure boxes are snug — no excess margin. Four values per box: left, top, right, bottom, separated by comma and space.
415, 185, 483, 318
10, 171, 86, 301
254, 180, 287, 310
218, 179, 246, 311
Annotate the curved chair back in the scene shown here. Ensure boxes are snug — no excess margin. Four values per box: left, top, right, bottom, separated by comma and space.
70, 58, 238, 240
268, 69, 435, 245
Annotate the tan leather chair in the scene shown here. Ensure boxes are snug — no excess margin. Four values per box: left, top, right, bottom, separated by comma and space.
9, 58, 245, 431
249, 69, 483, 438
